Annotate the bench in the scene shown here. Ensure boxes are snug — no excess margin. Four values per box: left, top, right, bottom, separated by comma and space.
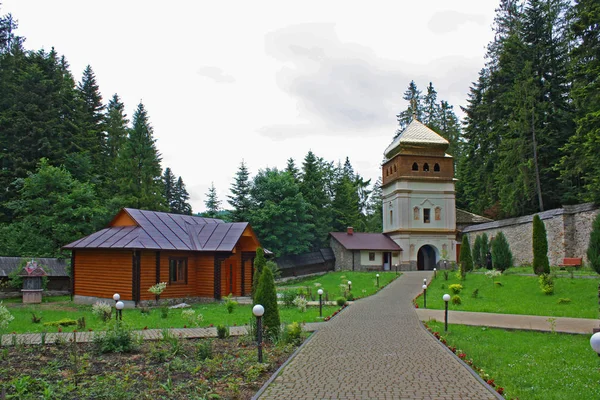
559, 258, 583, 270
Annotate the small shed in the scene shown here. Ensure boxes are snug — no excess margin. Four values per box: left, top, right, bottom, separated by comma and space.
330, 228, 403, 271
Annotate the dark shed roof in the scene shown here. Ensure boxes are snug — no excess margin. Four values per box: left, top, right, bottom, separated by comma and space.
63, 208, 251, 252
0, 257, 69, 277
330, 232, 402, 251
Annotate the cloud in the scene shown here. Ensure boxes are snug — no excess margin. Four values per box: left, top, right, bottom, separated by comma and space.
428, 11, 486, 34
197, 66, 235, 83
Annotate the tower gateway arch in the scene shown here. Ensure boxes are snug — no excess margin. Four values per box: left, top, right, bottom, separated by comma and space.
381, 119, 457, 271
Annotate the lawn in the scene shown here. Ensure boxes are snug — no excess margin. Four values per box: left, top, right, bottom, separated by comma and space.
499, 265, 596, 277
277, 271, 399, 301
426, 321, 600, 400
415, 272, 599, 318
2, 300, 340, 334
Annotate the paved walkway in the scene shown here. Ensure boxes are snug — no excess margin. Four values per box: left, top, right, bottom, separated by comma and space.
257, 272, 499, 400
416, 309, 598, 334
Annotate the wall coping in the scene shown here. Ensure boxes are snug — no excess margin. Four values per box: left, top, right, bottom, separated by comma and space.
462, 203, 598, 233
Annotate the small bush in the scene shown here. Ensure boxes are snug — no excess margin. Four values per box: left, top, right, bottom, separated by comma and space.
160, 307, 169, 319
346, 292, 354, 301
43, 318, 77, 327
31, 312, 42, 324
471, 289, 479, 298
292, 296, 308, 313
196, 341, 213, 360
281, 290, 296, 307
539, 274, 554, 295
558, 298, 572, 304
225, 294, 238, 314
282, 322, 303, 345
181, 309, 203, 327
449, 284, 463, 294
451, 295, 462, 305
92, 301, 112, 322
0, 302, 14, 330
93, 322, 139, 353
216, 325, 229, 339
336, 297, 347, 307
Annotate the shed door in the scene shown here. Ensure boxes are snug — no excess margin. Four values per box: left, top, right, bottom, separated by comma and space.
221, 261, 238, 297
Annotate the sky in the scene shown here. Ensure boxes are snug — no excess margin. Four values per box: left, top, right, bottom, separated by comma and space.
2, 0, 499, 213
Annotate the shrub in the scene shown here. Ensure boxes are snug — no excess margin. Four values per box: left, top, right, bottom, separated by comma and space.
281, 290, 296, 307
460, 235, 473, 272
160, 307, 169, 319
481, 233, 490, 269
93, 322, 139, 353
346, 292, 354, 301
0, 302, 14, 330
588, 213, 600, 275
336, 297, 347, 307
282, 322, 303, 345
292, 296, 308, 313
31, 312, 42, 324
532, 215, 550, 275
92, 301, 112, 322
181, 309, 203, 327
558, 298, 572, 304
252, 247, 266, 300
449, 284, 463, 294
451, 295, 462, 305
225, 294, 238, 314
473, 235, 483, 269
196, 341, 213, 360
253, 266, 280, 340
471, 289, 479, 298
216, 325, 229, 339
539, 274, 554, 295
265, 260, 281, 280
492, 232, 513, 271
43, 318, 77, 327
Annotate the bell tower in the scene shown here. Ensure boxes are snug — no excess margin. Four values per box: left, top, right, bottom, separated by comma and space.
382, 119, 456, 270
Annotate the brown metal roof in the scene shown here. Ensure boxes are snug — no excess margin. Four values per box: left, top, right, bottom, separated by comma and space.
63, 208, 252, 252
330, 232, 402, 251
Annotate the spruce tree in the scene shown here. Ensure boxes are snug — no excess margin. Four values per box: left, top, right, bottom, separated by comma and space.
252, 247, 266, 300
460, 235, 473, 273
285, 158, 299, 182
395, 80, 422, 133
422, 82, 439, 129
588, 213, 600, 275
299, 151, 331, 249
473, 235, 483, 269
532, 214, 550, 274
162, 167, 177, 212
481, 233, 490, 268
173, 177, 192, 215
228, 161, 252, 222
253, 263, 280, 340
492, 232, 513, 271
105, 93, 128, 187
204, 182, 221, 218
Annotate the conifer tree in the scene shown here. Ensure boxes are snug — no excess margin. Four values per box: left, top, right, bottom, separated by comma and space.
587, 213, 600, 275
204, 182, 221, 218
473, 235, 483, 269
105, 94, 128, 184
299, 151, 331, 249
173, 177, 192, 215
460, 235, 473, 273
492, 232, 513, 271
253, 264, 280, 340
228, 161, 252, 222
285, 158, 299, 182
422, 82, 439, 129
252, 247, 266, 300
481, 233, 490, 268
162, 167, 177, 211
76, 65, 105, 177
532, 214, 550, 274
395, 81, 422, 133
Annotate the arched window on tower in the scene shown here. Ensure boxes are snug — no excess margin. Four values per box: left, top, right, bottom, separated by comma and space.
434, 163, 440, 172
412, 162, 418, 171
389, 210, 393, 225
423, 163, 430, 172
393, 164, 397, 173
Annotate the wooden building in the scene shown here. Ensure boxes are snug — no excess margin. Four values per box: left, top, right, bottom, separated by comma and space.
63, 208, 261, 306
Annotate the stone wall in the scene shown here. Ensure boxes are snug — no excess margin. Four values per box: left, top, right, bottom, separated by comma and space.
463, 203, 598, 267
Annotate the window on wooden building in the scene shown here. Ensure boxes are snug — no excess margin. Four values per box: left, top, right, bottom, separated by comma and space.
423, 208, 431, 223
369, 252, 375, 261
169, 257, 187, 284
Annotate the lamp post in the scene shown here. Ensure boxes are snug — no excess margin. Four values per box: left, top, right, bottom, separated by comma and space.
348, 281, 352, 292
591, 332, 600, 357
113, 293, 120, 321
252, 304, 265, 363
443, 294, 451, 332
116, 300, 124, 321
422, 284, 427, 309
423, 278, 427, 286
318, 289, 323, 318
433, 268, 437, 279
376, 274, 380, 288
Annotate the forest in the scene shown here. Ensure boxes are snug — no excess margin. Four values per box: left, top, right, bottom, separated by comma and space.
0, 0, 598, 258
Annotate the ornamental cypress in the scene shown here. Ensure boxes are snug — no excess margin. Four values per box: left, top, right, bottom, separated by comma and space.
253, 265, 280, 340
460, 235, 473, 273
252, 247, 266, 300
588, 213, 600, 275
481, 233, 489, 268
492, 232, 513, 271
473, 235, 483, 269
532, 215, 550, 275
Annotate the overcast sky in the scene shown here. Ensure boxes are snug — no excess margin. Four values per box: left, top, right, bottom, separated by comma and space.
3, 0, 499, 213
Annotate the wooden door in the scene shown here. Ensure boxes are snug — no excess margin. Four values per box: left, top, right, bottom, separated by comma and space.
221, 261, 238, 297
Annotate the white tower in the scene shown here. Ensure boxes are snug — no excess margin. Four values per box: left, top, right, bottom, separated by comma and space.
381, 119, 456, 270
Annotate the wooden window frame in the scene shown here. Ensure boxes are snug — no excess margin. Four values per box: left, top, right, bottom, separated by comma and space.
169, 257, 188, 285
369, 252, 376, 261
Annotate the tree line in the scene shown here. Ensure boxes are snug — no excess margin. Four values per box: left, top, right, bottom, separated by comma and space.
0, 11, 191, 257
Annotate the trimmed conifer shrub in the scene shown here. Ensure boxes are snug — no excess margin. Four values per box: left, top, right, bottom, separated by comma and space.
252, 247, 266, 300
532, 215, 550, 275
473, 235, 483, 269
481, 233, 489, 268
588, 213, 600, 275
254, 265, 281, 340
492, 232, 513, 271
460, 235, 473, 273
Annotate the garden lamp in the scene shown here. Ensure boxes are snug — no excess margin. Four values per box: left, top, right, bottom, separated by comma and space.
422, 284, 427, 309
433, 268, 437, 278
443, 294, 451, 332
253, 304, 265, 363
115, 300, 124, 321
376, 274, 380, 288
113, 293, 120, 303
348, 281, 352, 292
317, 288, 323, 318
591, 332, 600, 357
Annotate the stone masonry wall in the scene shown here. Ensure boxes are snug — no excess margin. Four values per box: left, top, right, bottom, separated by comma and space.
463, 203, 598, 267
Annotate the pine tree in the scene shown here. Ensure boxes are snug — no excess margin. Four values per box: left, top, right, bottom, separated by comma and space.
299, 151, 331, 249
395, 80, 422, 134
492, 232, 513, 271
460, 235, 473, 273
173, 177, 192, 215
422, 82, 439, 129
588, 213, 600, 275
117, 102, 165, 210
331, 160, 361, 232
252, 247, 266, 300
162, 167, 177, 212
532, 214, 550, 274
228, 161, 252, 222
473, 235, 483, 269
285, 158, 299, 182
105, 94, 128, 187
204, 182, 221, 218
253, 263, 280, 340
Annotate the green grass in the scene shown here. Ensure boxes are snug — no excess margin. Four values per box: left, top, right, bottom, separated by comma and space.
416, 272, 599, 318
2, 300, 340, 334
277, 271, 399, 300
426, 321, 600, 400
499, 265, 597, 277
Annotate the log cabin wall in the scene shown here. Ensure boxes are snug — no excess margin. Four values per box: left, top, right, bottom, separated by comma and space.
74, 249, 133, 300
